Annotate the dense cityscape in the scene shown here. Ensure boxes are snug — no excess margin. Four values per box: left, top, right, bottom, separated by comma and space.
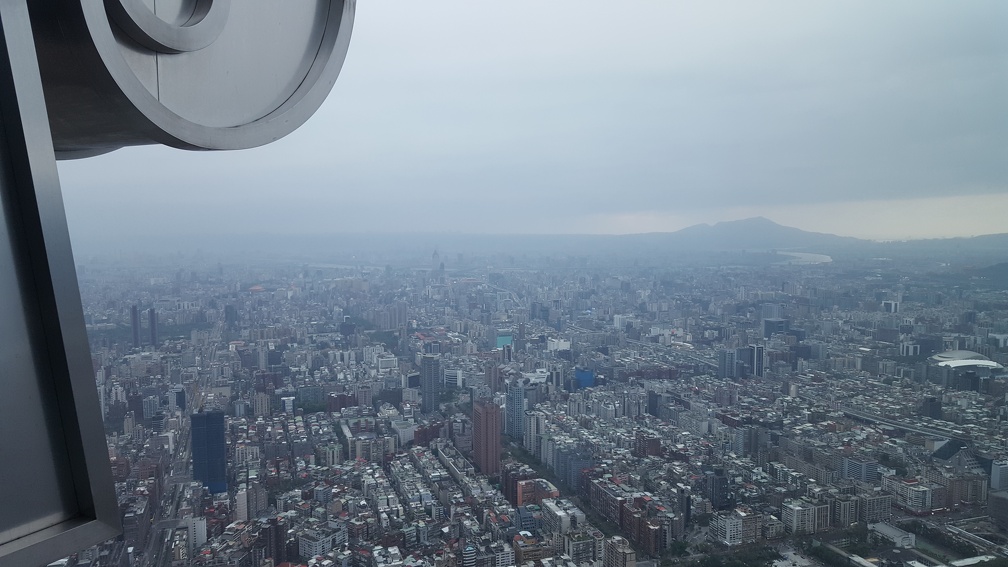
3, 2, 1002, 566
51, 223, 1008, 567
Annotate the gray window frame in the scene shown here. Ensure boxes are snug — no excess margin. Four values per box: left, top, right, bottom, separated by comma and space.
0, 3, 120, 566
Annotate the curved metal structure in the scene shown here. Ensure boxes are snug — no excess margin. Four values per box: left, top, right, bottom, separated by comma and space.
0, 2, 355, 565
29, 0, 355, 156
106, 0, 233, 53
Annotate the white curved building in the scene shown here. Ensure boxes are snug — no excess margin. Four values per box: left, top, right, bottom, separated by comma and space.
928, 350, 1004, 371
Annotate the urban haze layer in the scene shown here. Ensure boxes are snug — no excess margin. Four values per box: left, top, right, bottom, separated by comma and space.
66, 218, 1008, 567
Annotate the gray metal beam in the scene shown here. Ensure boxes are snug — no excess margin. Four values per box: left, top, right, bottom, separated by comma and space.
0, 2, 120, 565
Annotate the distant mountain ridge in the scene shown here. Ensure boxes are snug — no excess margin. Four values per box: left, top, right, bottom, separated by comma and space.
618, 216, 863, 251
68, 216, 1008, 268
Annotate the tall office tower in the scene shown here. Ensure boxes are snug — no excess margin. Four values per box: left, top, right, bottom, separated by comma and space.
920, 396, 942, 419
505, 379, 526, 439
523, 410, 547, 457
472, 400, 502, 476
224, 304, 238, 329
142, 395, 160, 419
234, 485, 248, 522
130, 304, 140, 348
171, 385, 186, 412
151, 411, 166, 434
123, 411, 136, 437
420, 354, 441, 414
748, 344, 765, 378
148, 308, 158, 346
257, 344, 268, 371
247, 481, 269, 518
717, 349, 737, 379
646, 391, 660, 417
677, 483, 692, 526
357, 384, 373, 409
549, 367, 564, 389
705, 469, 730, 510
265, 516, 289, 563
486, 364, 503, 393
191, 410, 227, 493
992, 461, 1008, 491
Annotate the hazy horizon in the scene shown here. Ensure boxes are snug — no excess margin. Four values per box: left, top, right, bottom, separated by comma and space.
57, 1, 1008, 246
66, 214, 1008, 247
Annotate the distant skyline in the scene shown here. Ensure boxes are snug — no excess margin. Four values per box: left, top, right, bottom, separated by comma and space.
57, 1, 1007, 248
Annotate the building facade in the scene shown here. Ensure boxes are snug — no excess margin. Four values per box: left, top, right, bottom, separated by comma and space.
420, 354, 441, 414
191, 410, 227, 493
472, 399, 502, 476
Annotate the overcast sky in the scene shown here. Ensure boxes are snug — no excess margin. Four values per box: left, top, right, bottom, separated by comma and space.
58, 1, 1008, 248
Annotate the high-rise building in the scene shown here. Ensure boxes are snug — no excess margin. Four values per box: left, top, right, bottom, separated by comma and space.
705, 469, 730, 510
148, 308, 158, 346
224, 304, 238, 329
247, 481, 269, 518
420, 354, 441, 414
265, 516, 290, 563
357, 384, 373, 409
991, 492, 1008, 530
142, 395, 160, 420
523, 410, 547, 457
762, 318, 789, 339
993, 461, 1008, 491
151, 411, 166, 434
191, 410, 227, 493
603, 536, 635, 567
717, 349, 736, 379
748, 344, 765, 378
677, 483, 692, 526
472, 400, 502, 476
123, 411, 135, 437
549, 366, 564, 389
130, 304, 140, 348
234, 485, 248, 522
171, 386, 186, 412
506, 379, 527, 439
921, 396, 943, 419
761, 302, 783, 320
460, 544, 476, 567
486, 364, 503, 393
842, 455, 879, 484
187, 516, 207, 554
252, 391, 271, 417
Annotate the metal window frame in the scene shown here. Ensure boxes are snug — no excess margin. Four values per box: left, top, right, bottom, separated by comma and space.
0, 0, 356, 563
0, 2, 120, 566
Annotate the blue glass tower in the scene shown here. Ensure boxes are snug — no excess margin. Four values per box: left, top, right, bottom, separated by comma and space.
191, 410, 227, 493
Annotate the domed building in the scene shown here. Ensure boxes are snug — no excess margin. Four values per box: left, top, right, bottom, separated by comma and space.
927, 350, 1004, 392
928, 350, 1003, 369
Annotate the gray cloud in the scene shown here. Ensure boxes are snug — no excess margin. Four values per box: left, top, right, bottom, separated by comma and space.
59, 1, 1008, 247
